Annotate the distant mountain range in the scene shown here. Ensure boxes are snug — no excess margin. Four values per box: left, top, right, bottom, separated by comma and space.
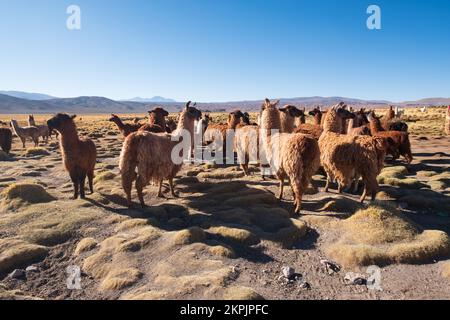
0, 91, 57, 101
124, 96, 177, 103
0, 91, 449, 114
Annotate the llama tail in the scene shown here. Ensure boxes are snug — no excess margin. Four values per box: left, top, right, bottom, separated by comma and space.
119, 132, 142, 206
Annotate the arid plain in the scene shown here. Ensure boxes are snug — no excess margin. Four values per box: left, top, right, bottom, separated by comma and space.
0, 107, 449, 300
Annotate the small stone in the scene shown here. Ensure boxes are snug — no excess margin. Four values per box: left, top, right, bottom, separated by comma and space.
344, 272, 367, 286
9, 269, 26, 280
282, 266, 295, 279
25, 266, 39, 273
299, 282, 311, 290
320, 259, 341, 275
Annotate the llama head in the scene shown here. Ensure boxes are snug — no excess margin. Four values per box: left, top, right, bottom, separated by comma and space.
263, 98, 280, 110
279, 105, 304, 118
309, 107, 321, 117
108, 114, 119, 122
367, 111, 382, 123
335, 106, 355, 120
28, 115, 34, 122
149, 107, 169, 118
47, 113, 77, 133
242, 112, 251, 125
184, 101, 202, 120
228, 110, 245, 126
355, 109, 369, 126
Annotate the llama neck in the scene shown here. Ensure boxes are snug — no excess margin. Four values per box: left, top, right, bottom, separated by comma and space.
59, 124, 80, 149
11, 121, 21, 136
173, 112, 195, 138
347, 118, 355, 132
279, 112, 295, 133
314, 113, 322, 125
323, 110, 342, 133
112, 118, 126, 130
369, 119, 382, 134
227, 115, 240, 130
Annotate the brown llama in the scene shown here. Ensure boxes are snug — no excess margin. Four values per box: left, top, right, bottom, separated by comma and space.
279, 105, 304, 133
10, 119, 40, 148
347, 109, 371, 137
319, 104, 388, 203
260, 99, 321, 215
138, 107, 168, 133
47, 114, 97, 199
119, 102, 202, 208
109, 114, 143, 138
381, 106, 408, 132
28, 115, 50, 142
368, 111, 413, 163
0, 128, 13, 154
204, 110, 244, 144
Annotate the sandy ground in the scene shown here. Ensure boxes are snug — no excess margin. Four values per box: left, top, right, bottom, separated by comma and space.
0, 111, 449, 300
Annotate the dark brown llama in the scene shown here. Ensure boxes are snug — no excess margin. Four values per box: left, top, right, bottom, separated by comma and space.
47, 114, 97, 199
0, 128, 13, 154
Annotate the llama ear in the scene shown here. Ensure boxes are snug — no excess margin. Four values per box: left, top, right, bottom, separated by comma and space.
272, 100, 280, 107
71, 115, 77, 120
185, 101, 192, 110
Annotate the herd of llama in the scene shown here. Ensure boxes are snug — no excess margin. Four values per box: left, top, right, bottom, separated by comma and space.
1, 102, 449, 215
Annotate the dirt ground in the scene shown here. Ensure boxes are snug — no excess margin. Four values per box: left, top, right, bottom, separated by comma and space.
0, 108, 449, 300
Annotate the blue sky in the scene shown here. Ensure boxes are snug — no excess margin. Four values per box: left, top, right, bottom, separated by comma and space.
0, 0, 449, 102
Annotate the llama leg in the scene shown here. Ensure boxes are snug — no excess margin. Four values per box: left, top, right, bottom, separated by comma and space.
21, 137, 26, 149
122, 173, 135, 208
87, 171, 94, 194
337, 182, 343, 194
136, 175, 146, 208
324, 175, 331, 193
169, 178, 178, 198
157, 180, 164, 198
70, 172, 79, 200
79, 172, 87, 199
289, 178, 303, 215
278, 178, 285, 200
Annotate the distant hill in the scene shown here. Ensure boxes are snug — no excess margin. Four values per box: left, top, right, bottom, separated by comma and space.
400, 98, 450, 107
0, 92, 449, 114
0, 91, 56, 100
124, 96, 177, 103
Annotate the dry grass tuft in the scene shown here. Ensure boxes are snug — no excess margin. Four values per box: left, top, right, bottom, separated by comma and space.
74, 238, 98, 256
100, 267, 143, 291
197, 170, 245, 180
208, 226, 259, 246
208, 244, 236, 259
173, 227, 206, 245
0, 239, 48, 274
223, 286, 264, 300
377, 166, 426, 189
23, 147, 49, 157
325, 205, 450, 267
318, 197, 362, 213
94, 171, 117, 184
121, 290, 168, 300
1, 183, 55, 210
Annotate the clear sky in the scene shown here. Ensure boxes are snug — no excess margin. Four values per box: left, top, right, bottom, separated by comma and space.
0, 0, 449, 102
